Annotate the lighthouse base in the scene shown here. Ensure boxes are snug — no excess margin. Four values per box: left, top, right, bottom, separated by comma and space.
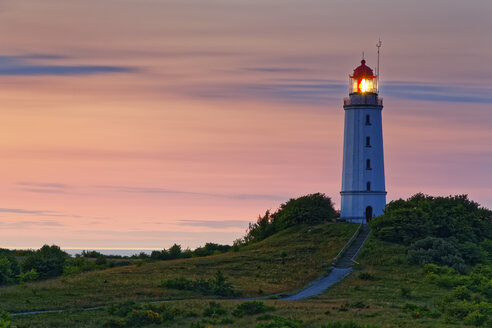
340, 191, 386, 224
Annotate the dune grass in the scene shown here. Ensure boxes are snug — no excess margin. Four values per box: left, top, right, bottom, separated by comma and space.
313, 236, 457, 327
7, 226, 476, 327
0, 222, 357, 313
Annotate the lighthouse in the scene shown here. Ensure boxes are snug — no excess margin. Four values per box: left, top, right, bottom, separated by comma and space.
340, 58, 386, 223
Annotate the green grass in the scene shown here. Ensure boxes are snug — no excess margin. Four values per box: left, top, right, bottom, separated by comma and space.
0, 222, 357, 313
6, 224, 477, 327
314, 236, 459, 327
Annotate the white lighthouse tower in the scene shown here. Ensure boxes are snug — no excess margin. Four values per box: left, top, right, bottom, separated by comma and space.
340, 58, 386, 223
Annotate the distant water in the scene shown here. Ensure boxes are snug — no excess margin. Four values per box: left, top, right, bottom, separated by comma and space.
64, 249, 153, 257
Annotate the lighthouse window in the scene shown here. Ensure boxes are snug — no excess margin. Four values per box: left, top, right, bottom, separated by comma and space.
365, 115, 371, 125
366, 136, 371, 147
367, 182, 371, 191
366, 159, 371, 170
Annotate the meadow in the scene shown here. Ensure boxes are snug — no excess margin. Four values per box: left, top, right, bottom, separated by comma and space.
7, 236, 465, 328
1, 223, 356, 314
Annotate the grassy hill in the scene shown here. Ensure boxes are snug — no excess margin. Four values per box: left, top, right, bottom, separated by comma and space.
0, 222, 357, 314
8, 232, 472, 328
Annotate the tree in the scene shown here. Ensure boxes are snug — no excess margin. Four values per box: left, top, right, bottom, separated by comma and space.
243, 193, 337, 244
0, 257, 14, 285
168, 244, 182, 259
271, 193, 337, 229
21, 245, 68, 280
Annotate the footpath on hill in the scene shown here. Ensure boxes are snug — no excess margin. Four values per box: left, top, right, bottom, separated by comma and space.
283, 223, 370, 300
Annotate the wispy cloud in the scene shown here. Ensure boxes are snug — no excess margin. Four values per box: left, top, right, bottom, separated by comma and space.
0, 54, 135, 76
0, 220, 64, 229
384, 81, 492, 104
17, 182, 71, 194
16, 181, 285, 201
96, 185, 286, 201
244, 67, 311, 73
183, 80, 344, 104
0, 208, 61, 217
178, 219, 249, 229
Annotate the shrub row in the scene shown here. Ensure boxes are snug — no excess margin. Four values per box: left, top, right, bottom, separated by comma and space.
161, 271, 236, 297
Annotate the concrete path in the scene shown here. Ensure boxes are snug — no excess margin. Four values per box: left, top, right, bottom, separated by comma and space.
282, 267, 352, 300
283, 224, 370, 300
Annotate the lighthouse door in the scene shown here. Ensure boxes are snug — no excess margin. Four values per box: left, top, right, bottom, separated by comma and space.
365, 206, 373, 223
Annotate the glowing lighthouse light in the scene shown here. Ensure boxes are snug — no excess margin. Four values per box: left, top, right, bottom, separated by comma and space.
349, 59, 377, 94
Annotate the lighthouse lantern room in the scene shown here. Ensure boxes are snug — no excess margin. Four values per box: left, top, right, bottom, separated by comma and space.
340, 58, 386, 224
349, 59, 378, 94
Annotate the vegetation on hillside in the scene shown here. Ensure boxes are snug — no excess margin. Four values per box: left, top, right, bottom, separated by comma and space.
241, 193, 338, 244
371, 193, 491, 245
0, 242, 234, 287
366, 193, 492, 326
0, 222, 356, 314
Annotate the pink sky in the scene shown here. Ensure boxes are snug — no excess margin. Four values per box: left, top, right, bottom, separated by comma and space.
0, 0, 491, 250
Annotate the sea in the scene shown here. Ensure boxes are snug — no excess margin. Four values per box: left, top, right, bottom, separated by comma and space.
64, 249, 153, 257
5, 248, 154, 257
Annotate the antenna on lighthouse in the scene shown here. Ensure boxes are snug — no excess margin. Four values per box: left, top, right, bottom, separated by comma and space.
376, 38, 382, 92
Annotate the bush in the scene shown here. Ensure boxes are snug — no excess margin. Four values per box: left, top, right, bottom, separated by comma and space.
110, 261, 133, 268
21, 245, 68, 280
202, 301, 227, 318
17, 269, 39, 283
189, 322, 206, 328
168, 244, 182, 259
453, 286, 471, 301
161, 271, 235, 297
399, 286, 412, 298
108, 301, 137, 317
63, 257, 97, 275
458, 242, 488, 265
142, 303, 177, 322
358, 272, 374, 280
95, 255, 107, 266
232, 301, 275, 317
464, 310, 488, 326
0, 312, 12, 328
255, 316, 301, 328
194, 243, 231, 257
161, 277, 193, 290
126, 309, 163, 326
321, 322, 380, 328
81, 250, 104, 258
407, 237, 466, 272
0, 257, 15, 285
371, 194, 492, 245
102, 318, 126, 328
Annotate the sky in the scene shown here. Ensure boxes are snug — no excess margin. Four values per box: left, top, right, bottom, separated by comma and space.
0, 0, 491, 250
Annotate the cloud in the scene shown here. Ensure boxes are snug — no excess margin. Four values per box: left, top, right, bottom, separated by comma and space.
0, 55, 135, 76
244, 67, 311, 73
0, 208, 61, 217
178, 219, 249, 229
0, 220, 64, 229
384, 81, 492, 104
17, 182, 71, 194
183, 80, 344, 104
96, 185, 286, 201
